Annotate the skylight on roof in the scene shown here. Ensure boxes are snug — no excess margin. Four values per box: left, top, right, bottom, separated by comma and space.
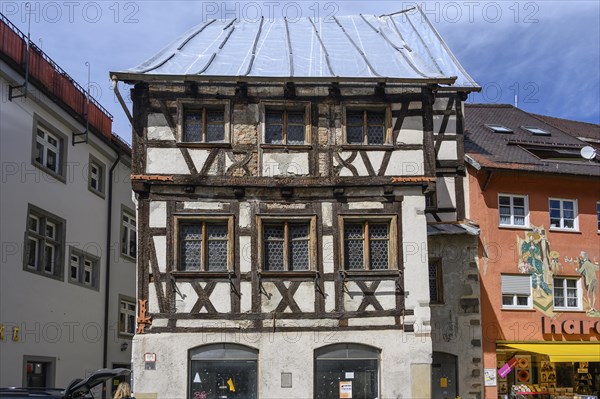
485, 124, 513, 133
522, 126, 551, 136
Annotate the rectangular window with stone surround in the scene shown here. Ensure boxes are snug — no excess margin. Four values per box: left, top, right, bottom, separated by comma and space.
258, 216, 317, 272
339, 216, 398, 271
175, 216, 234, 272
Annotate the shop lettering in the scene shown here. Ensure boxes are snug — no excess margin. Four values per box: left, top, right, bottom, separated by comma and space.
542, 317, 600, 335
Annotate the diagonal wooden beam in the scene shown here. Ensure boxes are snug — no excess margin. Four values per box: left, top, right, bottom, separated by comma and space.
274, 281, 302, 313
190, 281, 217, 313
355, 280, 383, 312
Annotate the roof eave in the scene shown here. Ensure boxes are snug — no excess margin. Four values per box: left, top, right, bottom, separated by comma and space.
110, 72, 459, 86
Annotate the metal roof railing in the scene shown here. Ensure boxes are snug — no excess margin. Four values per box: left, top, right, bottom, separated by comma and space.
0, 12, 114, 138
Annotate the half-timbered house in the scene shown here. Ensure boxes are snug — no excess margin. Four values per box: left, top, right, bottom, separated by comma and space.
112, 7, 481, 398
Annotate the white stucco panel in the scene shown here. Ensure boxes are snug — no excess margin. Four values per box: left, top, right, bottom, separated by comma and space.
147, 284, 160, 314
239, 236, 252, 273
343, 281, 363, 312
436, 177, 456, 209
146, 148, 189, 174
295, 282, 315, 313
322, 235, 334, 274
385, 150, 423, 176
367, 151, 386, 174
183, 201, 225, 210
375, 280, 397, 310
324, 281, 336, 312
174, 283, 199, 313
261, 282, 283, 313
348, 201, 384, 210
347, 317, 396, 327
240, 282, 252, 313
433, 114, 457, 135
437, 140, 458, 160
149, 201, 167, 228
239, 202, 251, 228
262, 152, 309, 176
187, 149, 211, 172
153, 236, 167, 273
147, 113, 175, 141
321, 202, 333, 227
210, 283, 231, 313
398, 116, 424, 145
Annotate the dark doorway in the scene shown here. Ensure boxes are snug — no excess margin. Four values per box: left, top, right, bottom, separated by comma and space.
431, 352, 458, 399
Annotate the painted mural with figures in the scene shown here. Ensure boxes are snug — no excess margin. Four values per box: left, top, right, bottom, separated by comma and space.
516, 225, 600, 317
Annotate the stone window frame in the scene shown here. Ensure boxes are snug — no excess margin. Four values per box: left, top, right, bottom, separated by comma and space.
259, 100, 312, 147
87, 153, 106, 198
173, 214, 235, 274
67, 246, 101, 290
23, 204, 66, 282
31, 114, 68, 183
341, 103, 393, 147
176, 99, 231, 145
338, 215, 399, 272
257, 215, 318, 273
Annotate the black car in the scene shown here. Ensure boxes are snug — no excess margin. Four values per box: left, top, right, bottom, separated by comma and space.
0, 369, 130, 399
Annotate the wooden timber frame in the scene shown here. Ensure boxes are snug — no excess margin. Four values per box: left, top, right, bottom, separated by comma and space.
129, 81, 468, 334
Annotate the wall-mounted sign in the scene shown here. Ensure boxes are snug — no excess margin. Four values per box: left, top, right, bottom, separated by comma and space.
542, 317, 600, 335
484, 369, 497, 386
144, 352, 156, 370
339, 381, 352, 398
498, 357, 517, 378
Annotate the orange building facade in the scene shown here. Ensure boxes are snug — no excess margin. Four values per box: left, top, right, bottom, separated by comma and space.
464, 104, 600, 399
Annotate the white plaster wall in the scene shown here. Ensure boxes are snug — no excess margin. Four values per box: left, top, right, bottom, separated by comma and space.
262, 152, 309, 176
146, 148, 189, 174
149, 201, 167, 228
436, 177, 457, 209
132, 330, 432, 399
398, 115, 424, 145
386, 150, 424, 176
437, 140, 458, 160
401, 193, 432, 334
0, 68, 135, 387
147, 113, 175, 141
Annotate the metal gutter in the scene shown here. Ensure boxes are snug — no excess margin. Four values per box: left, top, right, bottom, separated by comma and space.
110, 72, 457, 86
102, 152, 121, 398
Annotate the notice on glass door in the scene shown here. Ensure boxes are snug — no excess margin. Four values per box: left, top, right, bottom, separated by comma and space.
339, 381, 352, 398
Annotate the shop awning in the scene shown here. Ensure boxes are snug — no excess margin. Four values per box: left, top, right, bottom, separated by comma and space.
499, 342, 600, 363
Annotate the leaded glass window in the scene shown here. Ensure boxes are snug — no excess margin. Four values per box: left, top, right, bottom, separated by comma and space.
183, 108, 225, 142
179, 221, 230, 272
265, 109, 306, 145
429, 260, 443, 304
343, 220, 391, 271
345, 109, 387, 145
262, 221, 311, 271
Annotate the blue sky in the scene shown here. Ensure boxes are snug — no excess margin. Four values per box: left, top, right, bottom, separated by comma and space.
2, 1, 599, 143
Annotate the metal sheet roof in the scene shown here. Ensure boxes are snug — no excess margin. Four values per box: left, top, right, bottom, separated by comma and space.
118, 7, 478, 88
427, 223, 480, 236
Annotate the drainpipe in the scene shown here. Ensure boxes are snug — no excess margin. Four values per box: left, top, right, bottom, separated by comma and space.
103, 151, 122, 398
